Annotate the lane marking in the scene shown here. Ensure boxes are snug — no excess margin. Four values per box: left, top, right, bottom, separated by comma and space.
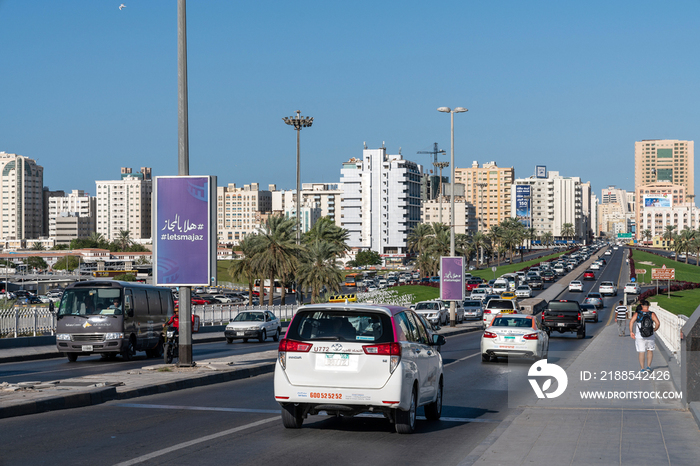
445, 352, 480, 367
116, 403, 500, 424
112, 416, 278, 466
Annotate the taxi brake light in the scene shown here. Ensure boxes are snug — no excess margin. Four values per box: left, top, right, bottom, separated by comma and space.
523, 333, 539, 340
278, 339, 313, 353
363, 342, 401, 356
483, 331, 497, 338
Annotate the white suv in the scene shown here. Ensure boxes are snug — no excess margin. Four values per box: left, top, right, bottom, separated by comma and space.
413, 300, 449, 326
274, 303, 446, 434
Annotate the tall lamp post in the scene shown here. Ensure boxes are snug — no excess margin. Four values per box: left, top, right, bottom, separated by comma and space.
283, 110, 313, 304
433, 161, 449, 224
438, 106, 467, 327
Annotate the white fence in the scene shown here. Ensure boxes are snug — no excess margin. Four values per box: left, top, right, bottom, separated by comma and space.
0, 307, 56, 338
649, 303, 689, 361
0, 304, 300, 338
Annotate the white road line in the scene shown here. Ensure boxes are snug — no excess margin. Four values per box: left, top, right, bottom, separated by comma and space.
445, 352, 480, 367
112, 416, 278, 466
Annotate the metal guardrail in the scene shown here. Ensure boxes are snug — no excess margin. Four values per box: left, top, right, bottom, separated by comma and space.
0, 304, 300, 338
0, 307, 56, 338
650, 303, 688, 361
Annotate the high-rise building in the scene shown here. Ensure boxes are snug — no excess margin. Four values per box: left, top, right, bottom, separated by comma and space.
271, 183, 342, 229
421, 198, 477, 235
43, 188, 65, 237
216, 183, 272, 245
635, 181, 690, 241
511, 171, 592, 243
635, 139, 694, 196
455, 161, 514, 233
95, 167, 152, 241
48, 190, 96, 240
339, 146, 422, 264
597, 186, 634, 237
0, 152, 44, 240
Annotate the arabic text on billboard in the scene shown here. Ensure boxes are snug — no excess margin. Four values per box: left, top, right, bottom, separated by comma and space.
440, 257, 465, 301
155, 176, 211, 286
643, 195, 671, 208
515, 185, 531, 226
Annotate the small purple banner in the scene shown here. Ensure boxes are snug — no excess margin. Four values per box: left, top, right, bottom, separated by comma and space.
440, 257, 465, 301
154, 176, 212, 286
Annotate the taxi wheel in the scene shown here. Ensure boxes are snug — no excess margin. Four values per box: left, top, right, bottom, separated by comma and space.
481, 353, 490, 363
281, 404, 303, 429
395, 387, 417, 434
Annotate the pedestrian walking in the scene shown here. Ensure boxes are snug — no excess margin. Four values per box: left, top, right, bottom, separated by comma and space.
629, 300, 660, 372
615, 300, 627, 336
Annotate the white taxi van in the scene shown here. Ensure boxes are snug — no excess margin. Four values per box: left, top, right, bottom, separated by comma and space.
274, 303, 446, 434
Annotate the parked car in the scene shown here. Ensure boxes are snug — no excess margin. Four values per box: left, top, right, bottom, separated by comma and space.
274, 303, 446, 433
624, 283, 641, 294
481, 314, 549, 362
225, 310, 282, 343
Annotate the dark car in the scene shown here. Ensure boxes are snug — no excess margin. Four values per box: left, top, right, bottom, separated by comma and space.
23, 295, 42, 305
541, 271, 556, 282
583, 270, 595, 280
14, 290, 35, 299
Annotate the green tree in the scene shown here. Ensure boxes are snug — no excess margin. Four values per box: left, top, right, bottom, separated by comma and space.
250, 216, 301, 305
354, 250, 382, 267
113, 273, 136, 281
304, 217, 350, 258
228, 235, 259, 305
51, 244, 69, 250
297, 241, 343, 303
663, 225, 677, 250
115, 230, 132, 252
560, 223, 575, 242
31, 242, 45, 251
407, 223, 434, 256
26, 256, 48, 271
54, 256, 80, 271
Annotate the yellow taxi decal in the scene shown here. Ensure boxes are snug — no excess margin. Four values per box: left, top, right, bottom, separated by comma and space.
328, 294, 357, 303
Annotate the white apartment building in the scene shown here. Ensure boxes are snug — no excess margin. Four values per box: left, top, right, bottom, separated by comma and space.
217, 183, 272, 245
271, 183, 342, 228
339, 146, 423, 261
95, 167, 152, 241
48, 190, 96, 239
0, 152, 44, 240
638, 203, 700, 239
597, 186, 634, 237
511, 171, 592, 243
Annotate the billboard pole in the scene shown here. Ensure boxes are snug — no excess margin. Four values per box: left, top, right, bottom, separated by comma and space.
177, 0, 193, 367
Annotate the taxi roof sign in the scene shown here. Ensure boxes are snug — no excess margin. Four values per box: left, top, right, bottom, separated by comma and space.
328, 294, 357, 303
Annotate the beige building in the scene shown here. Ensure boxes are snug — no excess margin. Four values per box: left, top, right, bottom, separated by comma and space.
421, 198, 477, 235
216, 183, 272, 245
0, 152, 44, 241
635, 139, 694, 197
634, 182, 687, 240
597, 186, 633, 236
48, 190, 96, 239
95, 167, 152, 241
271, 182, 342, 229
455, 161, 513, 232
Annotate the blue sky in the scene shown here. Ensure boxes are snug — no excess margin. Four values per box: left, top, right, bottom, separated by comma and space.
2, 1, 700, 198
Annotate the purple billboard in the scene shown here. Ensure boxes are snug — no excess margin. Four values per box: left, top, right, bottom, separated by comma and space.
153, 176, 216, 286
440, 257, 465, 301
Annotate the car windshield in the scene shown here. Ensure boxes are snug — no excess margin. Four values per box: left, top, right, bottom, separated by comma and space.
58, 288, 123, 316
415, 302, 439, 310
492, 317, 532, 327
233, 312, 265, 322
286, 310, 393, 343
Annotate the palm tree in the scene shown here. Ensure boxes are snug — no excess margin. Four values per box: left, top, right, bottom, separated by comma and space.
676, 229, 696, 263
641, 229, 652, 245
542, 232, 554, 248
116, 230, 132, 251
560, 223, 575, 243
250, 216, 302, 305
304, 217, 350, 258
228, 235, 258, 305
297, 240, 343, 303
663, 225, 677, 250
470, 231, 490, 266
407, 223, 434, 256
31, 242, 45, 251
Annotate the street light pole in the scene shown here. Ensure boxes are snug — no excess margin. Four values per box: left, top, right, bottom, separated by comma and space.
438, 106, 467, 327
283, 110, 313, 304
433, 161, 449, 224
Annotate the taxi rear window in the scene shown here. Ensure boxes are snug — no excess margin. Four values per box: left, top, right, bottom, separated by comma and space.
492, 317, 533, 327
287, 310, 394, 343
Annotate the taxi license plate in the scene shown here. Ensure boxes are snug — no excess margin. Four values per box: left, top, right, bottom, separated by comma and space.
82, 345, 93, 352
236, 332, 245, 336
504, 336, 515, 340
325, 354, 349, 366
557, 323, 565, 327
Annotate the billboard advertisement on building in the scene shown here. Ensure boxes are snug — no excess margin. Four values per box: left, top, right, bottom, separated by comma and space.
643, 194, 672, 208
153, 176, 217, 286
440, 257, 465, 301
536, 165, 547, 178
515, 185, 531, 226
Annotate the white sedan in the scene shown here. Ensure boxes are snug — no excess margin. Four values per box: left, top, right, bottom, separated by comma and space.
604, 250, 612, 255
568, 280, 584, 292
624, 283, 641, 294
481, 314, 549, 362
514, 285, 532, 298
590, 262, 601, 270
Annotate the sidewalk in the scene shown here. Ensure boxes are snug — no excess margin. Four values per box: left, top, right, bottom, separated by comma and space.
466, 322, 700, 466
0, 322, 482, 419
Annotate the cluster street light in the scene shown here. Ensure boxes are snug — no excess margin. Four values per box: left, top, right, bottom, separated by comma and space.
438, 106, 467, 327
283, 110, 313, 304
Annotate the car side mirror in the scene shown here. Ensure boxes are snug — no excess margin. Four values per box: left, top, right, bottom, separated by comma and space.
432, 334, 446, 346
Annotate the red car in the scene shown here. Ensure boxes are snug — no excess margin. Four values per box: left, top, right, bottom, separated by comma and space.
175, 296, 208, 306
583, 270, 595, 280
465, 279, 483, 291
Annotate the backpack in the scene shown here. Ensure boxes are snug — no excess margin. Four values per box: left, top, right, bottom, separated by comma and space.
638, 311, 654, 338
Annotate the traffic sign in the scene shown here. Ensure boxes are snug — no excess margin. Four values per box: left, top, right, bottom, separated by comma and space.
635, 269, 647, 274
617, 233, 633, 238
651, 265, 675, 280
492, 266, 497, 272
631, 278, 636, 282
